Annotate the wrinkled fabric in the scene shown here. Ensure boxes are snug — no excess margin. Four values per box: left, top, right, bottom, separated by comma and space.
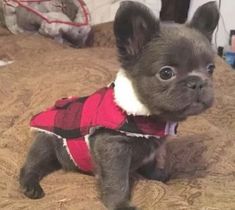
31, 85, 177, 172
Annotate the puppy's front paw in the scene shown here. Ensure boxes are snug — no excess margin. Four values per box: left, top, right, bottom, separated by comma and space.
148, 168, 171, 183
22, 183, 45, 199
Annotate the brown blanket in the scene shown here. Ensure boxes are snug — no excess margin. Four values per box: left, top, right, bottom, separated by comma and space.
0, 26, 235, 210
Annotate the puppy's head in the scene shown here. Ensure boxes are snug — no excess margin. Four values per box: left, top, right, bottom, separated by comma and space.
114, 1, 219, 121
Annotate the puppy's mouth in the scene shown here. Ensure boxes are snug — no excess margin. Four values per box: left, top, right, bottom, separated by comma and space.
182, 101, 210, 116
158, 99, 213, 122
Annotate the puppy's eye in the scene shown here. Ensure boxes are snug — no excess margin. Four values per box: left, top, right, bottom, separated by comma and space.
158, 66, 175, 80
207, 63, 215, 75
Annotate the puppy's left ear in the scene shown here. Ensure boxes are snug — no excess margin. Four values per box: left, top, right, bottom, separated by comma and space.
114, 1, 160, 69
189, 1, 220, 42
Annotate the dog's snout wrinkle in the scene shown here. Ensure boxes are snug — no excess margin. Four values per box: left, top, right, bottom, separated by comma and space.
186, 75, 207, 90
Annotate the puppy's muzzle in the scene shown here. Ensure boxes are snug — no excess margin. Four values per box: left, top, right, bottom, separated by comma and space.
186, 75, 207, 90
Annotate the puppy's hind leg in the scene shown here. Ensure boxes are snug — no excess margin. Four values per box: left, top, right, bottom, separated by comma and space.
19, 132, 62, 199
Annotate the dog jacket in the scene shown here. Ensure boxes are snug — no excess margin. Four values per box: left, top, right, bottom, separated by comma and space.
30, 84, 177, 172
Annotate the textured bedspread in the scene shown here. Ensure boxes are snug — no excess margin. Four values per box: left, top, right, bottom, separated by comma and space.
0, 27, 235, 210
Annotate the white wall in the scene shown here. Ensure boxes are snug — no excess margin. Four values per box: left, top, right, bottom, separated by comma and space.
85, 0, 161, 25
85, 0, 235, 47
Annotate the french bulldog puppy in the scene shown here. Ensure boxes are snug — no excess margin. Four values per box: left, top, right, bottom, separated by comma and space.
19, 1, 219, 210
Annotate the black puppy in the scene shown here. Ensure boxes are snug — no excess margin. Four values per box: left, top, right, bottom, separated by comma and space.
19, 1, 219, 210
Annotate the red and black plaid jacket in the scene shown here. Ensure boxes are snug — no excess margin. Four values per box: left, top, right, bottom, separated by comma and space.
30, 84, 177, 172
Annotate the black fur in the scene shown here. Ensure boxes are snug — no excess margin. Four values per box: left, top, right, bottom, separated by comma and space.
19, 1, 219, 210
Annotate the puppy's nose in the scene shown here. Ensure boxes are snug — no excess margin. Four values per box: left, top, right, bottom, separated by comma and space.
186, 76, 206, 90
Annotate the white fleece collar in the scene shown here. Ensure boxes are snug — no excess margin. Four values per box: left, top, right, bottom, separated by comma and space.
114, 69, 150, 116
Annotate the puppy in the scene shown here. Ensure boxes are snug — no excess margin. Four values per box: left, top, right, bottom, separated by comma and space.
19, 1, 219, 210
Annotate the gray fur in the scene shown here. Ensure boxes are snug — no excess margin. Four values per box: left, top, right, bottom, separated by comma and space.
188, 1, 220, 41
19, 1, 219, 210
114, 1, 218, 122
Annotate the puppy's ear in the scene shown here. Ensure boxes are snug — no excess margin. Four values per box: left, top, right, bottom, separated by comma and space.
114, 1, 159, 68
189, 1, 219, 42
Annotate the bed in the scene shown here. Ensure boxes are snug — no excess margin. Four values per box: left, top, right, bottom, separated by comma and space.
0, 23, 234, 209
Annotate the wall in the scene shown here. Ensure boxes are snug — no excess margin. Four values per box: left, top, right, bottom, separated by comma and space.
85, 0, 235, 47
85, 0, 161, 25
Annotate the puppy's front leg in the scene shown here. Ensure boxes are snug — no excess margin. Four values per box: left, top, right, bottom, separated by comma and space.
138, 141, 170, 182
90, 129, 136, 210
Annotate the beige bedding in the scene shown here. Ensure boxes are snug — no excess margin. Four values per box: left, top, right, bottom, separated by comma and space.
0, 26, 235, 210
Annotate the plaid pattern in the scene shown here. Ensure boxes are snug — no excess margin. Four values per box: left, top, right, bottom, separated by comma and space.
30, 85, 177, 172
